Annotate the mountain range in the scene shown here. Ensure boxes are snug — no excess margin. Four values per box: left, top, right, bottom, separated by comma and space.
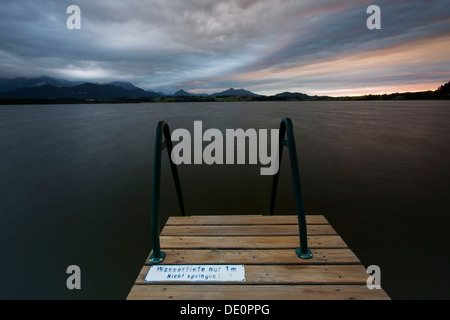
0, 76, 165, 99
0, 76, 283, 100
0, 76, 448, 102
0, 76, 260, 99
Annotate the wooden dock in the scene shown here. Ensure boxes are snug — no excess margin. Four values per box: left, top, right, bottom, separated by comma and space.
127, 215, 390, 300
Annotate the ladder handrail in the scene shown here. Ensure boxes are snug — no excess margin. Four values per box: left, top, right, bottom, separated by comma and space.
149, 118, 312, 264
268, 118, 312, 259
149, 121, 186, 264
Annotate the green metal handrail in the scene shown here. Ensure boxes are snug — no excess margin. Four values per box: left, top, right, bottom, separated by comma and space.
268, 118, 312, 259
149, 121, 186, 264
149, 118, 312, 264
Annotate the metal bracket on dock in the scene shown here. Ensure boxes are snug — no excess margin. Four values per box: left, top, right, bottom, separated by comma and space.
149, 251, 166, 264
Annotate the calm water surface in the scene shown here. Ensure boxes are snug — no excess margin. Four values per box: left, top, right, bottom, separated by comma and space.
0, 101, 449, 299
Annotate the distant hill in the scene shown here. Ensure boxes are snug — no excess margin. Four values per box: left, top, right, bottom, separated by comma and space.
144, 90, 165, 98
173, 89, 196, 97
270, 91, 331, 100
0, 83, 162, 100
103, 81, 141, 91
272, 92, 311, 99
171, 89, 212, 97
211, 88, 262, 97
0, 76, 164, 99
0, 76, 83, 93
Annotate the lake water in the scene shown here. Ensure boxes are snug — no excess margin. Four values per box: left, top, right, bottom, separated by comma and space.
0, 101, 449, 299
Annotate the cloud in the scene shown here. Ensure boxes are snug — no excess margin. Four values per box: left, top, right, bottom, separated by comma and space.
0, 0, 449, 95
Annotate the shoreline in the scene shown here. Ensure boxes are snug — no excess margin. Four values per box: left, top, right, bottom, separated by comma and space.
1, 93, 449, 105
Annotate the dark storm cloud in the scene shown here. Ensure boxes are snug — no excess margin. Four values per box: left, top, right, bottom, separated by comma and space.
0, 0, 449, 95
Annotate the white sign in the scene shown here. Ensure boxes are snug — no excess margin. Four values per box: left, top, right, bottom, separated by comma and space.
144, 265, 246, 283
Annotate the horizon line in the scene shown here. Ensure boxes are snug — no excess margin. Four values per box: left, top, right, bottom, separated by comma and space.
0, 75, 447, 98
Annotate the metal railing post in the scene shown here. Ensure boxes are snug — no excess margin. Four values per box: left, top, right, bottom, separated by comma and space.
268, 118, 312, 259
162, 123, 187, 218
149, 121, 186, 264
268, 119, 286, 216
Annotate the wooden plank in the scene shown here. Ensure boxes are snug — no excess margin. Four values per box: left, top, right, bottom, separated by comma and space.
145, 249, 360, 265
127, 284, 390, 300
166, 215, 328, 226
136, 265, 369, 285
161, 224, 337, 236
245, 265, 368, 285
160, 235, 348, 249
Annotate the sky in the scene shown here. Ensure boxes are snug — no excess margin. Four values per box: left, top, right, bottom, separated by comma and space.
0, 0, 449, 96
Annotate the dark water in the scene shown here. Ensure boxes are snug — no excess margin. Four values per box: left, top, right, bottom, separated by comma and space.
0, 101, 449, 300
